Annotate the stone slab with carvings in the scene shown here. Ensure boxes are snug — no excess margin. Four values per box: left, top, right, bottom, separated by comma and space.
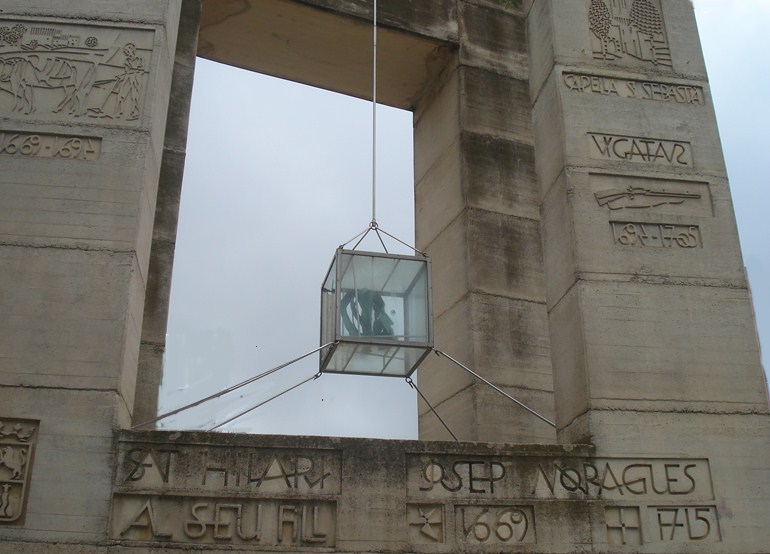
110, 431, 723, 552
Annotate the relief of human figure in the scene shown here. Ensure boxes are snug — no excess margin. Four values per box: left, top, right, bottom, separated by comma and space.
99, 42, 145, 120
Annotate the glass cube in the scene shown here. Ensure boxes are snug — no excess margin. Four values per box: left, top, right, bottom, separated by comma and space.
320, 248, 433, 377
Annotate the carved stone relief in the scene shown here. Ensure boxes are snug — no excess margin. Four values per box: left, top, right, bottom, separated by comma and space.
604, 504, 721, 546
589, 0, 672, 68
564, 72, 704, 105
112, 440, 340, 548
0, 417, 38, 525
588, 132, 692, 167
456, 505, 536, 546
605, 506, 642, 546
596, 187, 701, 211
591, 175, 713, 217
0, 19, 153, 124
589, 175, 712, 251
405, 454, 720, 548
117, 444, 341, 494
112, 495, 336, 546
650, 505, 720, 544
407, 503, 445, 543
112, 436, 725, 550
0, 130, 101, 160
612, 222, 701, 249
407, 454, 714, 501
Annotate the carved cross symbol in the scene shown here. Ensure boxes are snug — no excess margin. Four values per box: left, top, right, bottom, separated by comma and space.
413, 507, 442, 542
606, 507, 642, 546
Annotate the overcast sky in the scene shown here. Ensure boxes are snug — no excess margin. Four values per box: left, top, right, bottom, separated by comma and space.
157, 0, 769, 438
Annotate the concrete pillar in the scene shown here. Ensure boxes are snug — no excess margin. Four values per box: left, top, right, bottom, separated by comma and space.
0, 0, 182, 541
134, 0, 201, 426
527, 0, 770, 549
415, 1, 556, 443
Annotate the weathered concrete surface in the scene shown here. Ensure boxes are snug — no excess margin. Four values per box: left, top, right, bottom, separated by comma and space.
134, 0, 202, 426
1, 0, 769, 552
2, 429, 768, 552
197, 0, 457, 110
98, 431, 770, 552
0, 0, 183, 542
526, 1, 770, 551
527, 0, 767, 440
412, 1, 556, 444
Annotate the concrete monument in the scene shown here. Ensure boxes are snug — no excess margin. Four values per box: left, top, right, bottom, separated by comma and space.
0, 0, 767, 552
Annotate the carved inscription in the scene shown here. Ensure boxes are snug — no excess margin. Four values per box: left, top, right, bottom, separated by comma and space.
407, 503, 445, 543
408, 455, 713, 501
118, 445, 341, 495
0, 418, 38, 525
564, 73, 705, 105
123, 448, 178, 487
0, 19, 153, 124
402, 455, 721, 550
651, 505, 720, 543
113, 442, 340, 547
604, 505, 721, 546
612, 222, 701, 249
588, 133, 692, 167
112, 495, 336, 547
589, 0, 671, 67
418, 458, 506, 494
0, 131, 100, 160
456, 505, 535, 545
532, 459, 712, 500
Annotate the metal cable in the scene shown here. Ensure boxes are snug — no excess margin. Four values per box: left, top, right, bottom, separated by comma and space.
349, 2, 428, 255
340, 226, 370, 249
376, 226, 428, 257
207, 372, 322, 431
351, 226, 372, 251
131, 343, 335, 429
371, 0, 378, 225
406, 377, 458, 441
374, 227, 389, 253
432, 349, 556, 428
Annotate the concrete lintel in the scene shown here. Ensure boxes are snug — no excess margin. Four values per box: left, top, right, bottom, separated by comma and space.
198, 0, 457, 110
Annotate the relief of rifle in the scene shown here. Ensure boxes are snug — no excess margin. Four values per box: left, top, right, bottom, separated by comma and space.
595, 186, 701, 210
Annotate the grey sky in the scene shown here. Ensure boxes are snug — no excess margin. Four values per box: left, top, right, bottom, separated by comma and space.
158, 1, 770, 438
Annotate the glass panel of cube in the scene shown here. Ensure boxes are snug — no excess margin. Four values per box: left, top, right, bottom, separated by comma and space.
320, 249, 432, 377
